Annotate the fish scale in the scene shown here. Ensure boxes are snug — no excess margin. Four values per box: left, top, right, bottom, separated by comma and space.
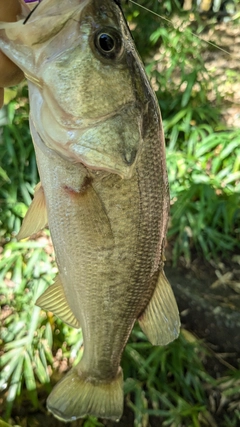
0, 0, 180, 421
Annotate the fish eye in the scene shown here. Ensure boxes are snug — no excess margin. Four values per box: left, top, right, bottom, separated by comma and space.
94, 27, 122, 59
98, 33, 115, 52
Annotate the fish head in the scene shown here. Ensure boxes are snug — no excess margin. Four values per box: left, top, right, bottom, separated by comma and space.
0, 0, 156, 178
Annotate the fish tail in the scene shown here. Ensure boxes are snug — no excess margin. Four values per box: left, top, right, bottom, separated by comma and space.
47, 365, 124, 422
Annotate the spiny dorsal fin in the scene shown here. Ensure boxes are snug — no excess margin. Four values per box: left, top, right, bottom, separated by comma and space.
36, 275, 80, 329
138, 270, 180, 345
17, 182, 48, 240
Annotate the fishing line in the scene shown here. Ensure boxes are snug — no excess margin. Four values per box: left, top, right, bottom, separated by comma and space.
23, 1, 41, 24
129, 0, 232, 56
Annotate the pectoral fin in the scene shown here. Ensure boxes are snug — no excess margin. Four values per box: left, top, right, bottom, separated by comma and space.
63, 177, 114, 247
17, 182, 47, 240
138, 270, 180, 346
36, 275, 80, 329
83, 183, 114, 245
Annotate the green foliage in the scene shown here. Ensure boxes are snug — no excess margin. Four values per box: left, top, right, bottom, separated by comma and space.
0, 235, 227, 426
125, 0, 185, 58
0, 239, 54, 418
0, 238, 83, 421
123, 328, 213, 427
0, 2, 240, 426
0, 85, 37, 240
167, 129, 240, 264
126, 0, 240, 264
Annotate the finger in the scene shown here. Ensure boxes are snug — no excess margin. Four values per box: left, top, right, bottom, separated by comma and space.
0, 0, 25, 89
0, 0, 22, 22
0, 51, 24, 87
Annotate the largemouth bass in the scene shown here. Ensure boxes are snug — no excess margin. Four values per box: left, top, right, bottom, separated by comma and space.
0, 0, 180, 421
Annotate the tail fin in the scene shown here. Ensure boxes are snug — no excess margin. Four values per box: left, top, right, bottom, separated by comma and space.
47, 366, 123, 422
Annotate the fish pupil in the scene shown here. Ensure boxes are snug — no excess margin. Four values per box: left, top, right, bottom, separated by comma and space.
94, 28, 122, 59
98, 33, 115, 52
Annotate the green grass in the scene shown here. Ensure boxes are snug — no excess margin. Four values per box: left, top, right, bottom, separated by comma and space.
1, 242, 239, 426
1, 1, 240, 426
0, 84, 36, 241
1, 90, 239, 425
123, 329, 213, 427
167, 129, 240, 264
126, 0, 240, 265
0, 239, 54, 418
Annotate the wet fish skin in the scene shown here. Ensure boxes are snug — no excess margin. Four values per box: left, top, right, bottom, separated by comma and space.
0, 0, 180, 422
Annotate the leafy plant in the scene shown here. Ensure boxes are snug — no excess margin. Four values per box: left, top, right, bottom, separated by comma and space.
123, 328, 214, 427
0, 84, 36, 240
126, 0, 240, 264
1, 1, 240, 426
0, 237, 84, 420
167, 130, 240, 264
0, 239, 54, 418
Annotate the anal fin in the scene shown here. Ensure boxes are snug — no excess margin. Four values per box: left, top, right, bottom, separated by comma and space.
138, 270, 180, 346
17, 182, 48, 240
36, 275, 80, 329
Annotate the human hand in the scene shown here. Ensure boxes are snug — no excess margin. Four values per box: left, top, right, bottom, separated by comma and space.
0, 0, 25, 107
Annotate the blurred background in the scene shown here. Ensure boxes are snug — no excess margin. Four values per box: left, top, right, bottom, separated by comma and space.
0, 0, 240, 426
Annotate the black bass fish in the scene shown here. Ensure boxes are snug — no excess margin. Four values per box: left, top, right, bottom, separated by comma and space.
0, 0, 180, 421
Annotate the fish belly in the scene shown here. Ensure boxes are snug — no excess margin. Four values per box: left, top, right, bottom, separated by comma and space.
30, 107, 176, 422
32, 120, 147, 377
